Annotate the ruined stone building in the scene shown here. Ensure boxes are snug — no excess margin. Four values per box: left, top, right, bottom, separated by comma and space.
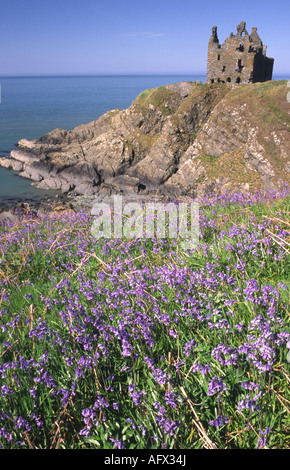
206, 21, 274, 84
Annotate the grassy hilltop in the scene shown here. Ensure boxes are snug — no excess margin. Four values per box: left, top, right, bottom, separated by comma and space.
133, 80, 290, 195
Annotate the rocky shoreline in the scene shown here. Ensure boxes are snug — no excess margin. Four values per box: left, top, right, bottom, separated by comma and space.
0, 193, 74, 224
0, 80, 289, 212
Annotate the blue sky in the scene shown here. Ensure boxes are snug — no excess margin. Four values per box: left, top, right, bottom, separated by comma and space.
1, 0, 289, 76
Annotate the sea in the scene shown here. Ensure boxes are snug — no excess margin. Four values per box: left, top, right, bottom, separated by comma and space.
0, 74, 287, 207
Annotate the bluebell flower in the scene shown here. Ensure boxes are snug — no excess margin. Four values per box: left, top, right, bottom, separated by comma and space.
207, 377, 227, 396
109, 438, 126, 449
209, 415, 229, 428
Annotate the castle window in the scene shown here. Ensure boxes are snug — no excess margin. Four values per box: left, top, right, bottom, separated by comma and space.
217, 54, 220, 60
211, 79, 214, 83
236, 77, 241, 84
222, 66, 226, 72
227, 77, 231, 83
237, 59, 243, 72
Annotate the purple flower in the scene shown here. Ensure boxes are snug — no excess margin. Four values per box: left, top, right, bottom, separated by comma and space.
29, 387, 37, 398
0, 385, 13, 397
128, 384, 146, 405
30, 412, 43, 427
15, 416, 31, 432
241, 381, 260, 392
207, 377, 227, 396
82, 408, 94, 423
154, 402, 181, 436
209, 415, 229, 428
183, 338, 197, 356
93, 395, 109, 410
109, 438, 126, 449
164, 391, 179, 408
126, 418, 136, 429
121, 339, 133, 356
257, 427, 271, 449
199, 363, 211, 375
238, 393, 261, 412
0, 427, 13, 443
152, 368, 168, 385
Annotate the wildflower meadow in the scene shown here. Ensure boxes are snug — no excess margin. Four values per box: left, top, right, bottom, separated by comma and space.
0, 186, 289, 449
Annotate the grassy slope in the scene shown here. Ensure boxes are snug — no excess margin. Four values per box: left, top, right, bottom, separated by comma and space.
133, 80, 290, 191
212, 81, 289, 185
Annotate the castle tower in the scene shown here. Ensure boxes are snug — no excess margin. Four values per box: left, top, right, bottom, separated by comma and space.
206, 21, 274, 84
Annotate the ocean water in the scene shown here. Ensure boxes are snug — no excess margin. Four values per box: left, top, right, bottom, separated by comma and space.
0, 74, 205, 206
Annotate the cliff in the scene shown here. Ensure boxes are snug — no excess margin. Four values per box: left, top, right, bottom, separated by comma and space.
1, 80, 289, 200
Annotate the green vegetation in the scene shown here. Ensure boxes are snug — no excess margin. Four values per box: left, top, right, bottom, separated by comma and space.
134, 86, 180, 116
0, 187, 289, 449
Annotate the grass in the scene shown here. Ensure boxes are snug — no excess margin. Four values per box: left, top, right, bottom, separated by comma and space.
0, 187, 289, 449
134, 86, 177, 117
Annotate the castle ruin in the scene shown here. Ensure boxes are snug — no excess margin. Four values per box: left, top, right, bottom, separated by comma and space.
206, 21, 274, 84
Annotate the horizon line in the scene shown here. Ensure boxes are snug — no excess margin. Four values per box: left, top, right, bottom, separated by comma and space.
0, 72, 207, 78
0, 73, 289, 79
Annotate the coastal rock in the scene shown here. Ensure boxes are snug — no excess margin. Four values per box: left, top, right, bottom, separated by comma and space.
20, 168, 43, 182
34, 176, 64, 191
1, 80, 289, 199
10, 149, 40, 164
243, 129, 275, 178
17, 138, 36, 150
0, 157, 23, 172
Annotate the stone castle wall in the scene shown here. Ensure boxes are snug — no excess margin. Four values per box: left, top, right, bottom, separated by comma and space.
206, 21, 274, 84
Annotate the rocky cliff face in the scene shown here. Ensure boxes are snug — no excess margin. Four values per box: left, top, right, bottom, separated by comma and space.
1, 80, 289, 200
